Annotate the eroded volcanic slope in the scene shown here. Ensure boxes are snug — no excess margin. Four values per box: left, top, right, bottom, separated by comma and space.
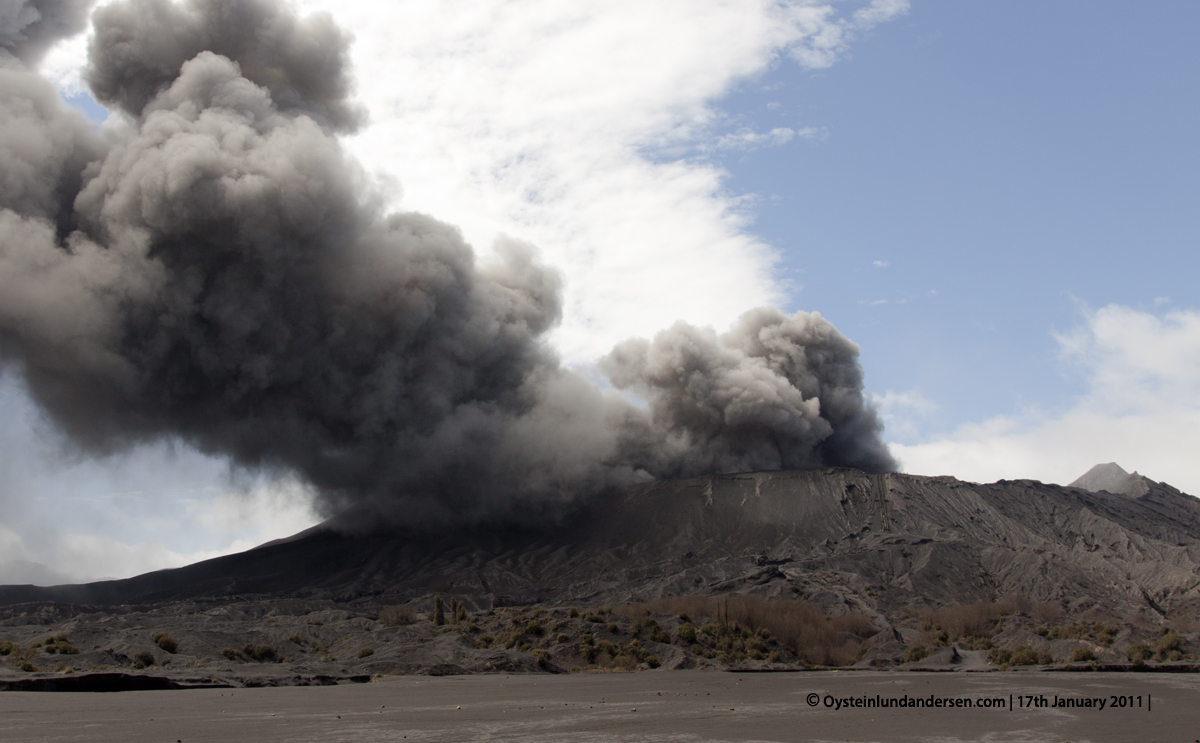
3, 468, 1199, 620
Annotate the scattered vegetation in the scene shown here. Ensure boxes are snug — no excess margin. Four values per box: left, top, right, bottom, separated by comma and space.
920, 596, 1029, 644
357, 647, 374, 659
1035, 622, 1117, 646
39, 633, 79, 656
988, 645, 1052, 667
0, 641, 17, 656
618, 594, 874, 666
224, 644, 280, 663
1125, 631, 1186, 663
288, 634, 304, 645
432, 596, 446, 626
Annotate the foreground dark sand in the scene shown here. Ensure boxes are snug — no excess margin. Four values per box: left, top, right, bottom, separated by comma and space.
1, 670, 1194, 742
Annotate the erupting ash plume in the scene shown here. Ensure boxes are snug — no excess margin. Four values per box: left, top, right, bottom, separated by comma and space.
0, 0, 896, 526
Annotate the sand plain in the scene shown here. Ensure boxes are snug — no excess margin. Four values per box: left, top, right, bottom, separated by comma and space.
1, 670, 1195, 742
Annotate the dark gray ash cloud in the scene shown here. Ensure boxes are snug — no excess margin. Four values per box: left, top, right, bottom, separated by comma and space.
0, 0, 92, 65
0, 0, 896, 528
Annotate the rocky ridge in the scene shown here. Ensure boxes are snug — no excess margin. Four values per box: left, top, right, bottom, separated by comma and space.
1, 467, 1199, 682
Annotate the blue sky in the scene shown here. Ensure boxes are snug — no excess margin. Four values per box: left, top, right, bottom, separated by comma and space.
4, 0, 1197, 583
719, 0, 1199, 438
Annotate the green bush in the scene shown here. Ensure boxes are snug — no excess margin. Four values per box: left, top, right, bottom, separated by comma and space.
357, 647, 374, 659
568, 608, 580, 618
901, 645, 929, 663
1008, 646, 1039, 666
987, 647, 1011, 665
556, 633, 570, 644
607, 622, 620, 635
532, 648, 551, 667
49, 640, 79, 655
526, 621, 544, 636
153, 633, 178, 654
433, 596, 446, 626
677, 622, 697, 644
243, 644, 278, 662
288, 634, 304, 645
133, 651, 156, 669
1071, 647, 1096, 662
1156, 633, 1183, 659
16, 659, 37, 672
222, 647, 246, 662
476, 634, 494, 649
1127, 642, 1153, 664
0, 641, 17, 656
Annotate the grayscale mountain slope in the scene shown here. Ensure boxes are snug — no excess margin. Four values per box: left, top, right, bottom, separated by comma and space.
2, 468, 1198, 622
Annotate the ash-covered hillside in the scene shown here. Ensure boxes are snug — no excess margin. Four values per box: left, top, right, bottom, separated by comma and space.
3, 467, 1198, 623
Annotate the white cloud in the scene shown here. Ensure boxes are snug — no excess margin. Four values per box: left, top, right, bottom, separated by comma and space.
873, 260, 889, 268
787, 0, 910, 69
710, 126, 807, 151
892, 304, 1200, 495
288, 0, 905, 361
868, 388, 938, 442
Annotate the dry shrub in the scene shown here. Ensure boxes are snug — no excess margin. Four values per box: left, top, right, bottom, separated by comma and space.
616, 594, 873, 667
379, 605, 415, 626
152, 632, 178, 654
132, 650, 156, 669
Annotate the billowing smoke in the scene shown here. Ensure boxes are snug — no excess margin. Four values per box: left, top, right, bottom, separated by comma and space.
0, 0, 895, 527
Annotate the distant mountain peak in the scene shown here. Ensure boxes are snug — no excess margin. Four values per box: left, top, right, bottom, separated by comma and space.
1070, 462, 1150, 498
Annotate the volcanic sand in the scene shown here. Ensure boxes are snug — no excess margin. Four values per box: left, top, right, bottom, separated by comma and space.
1, 670, 1194, 742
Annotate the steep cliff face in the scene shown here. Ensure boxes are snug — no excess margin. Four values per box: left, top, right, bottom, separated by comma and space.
2, 469, 1199, 620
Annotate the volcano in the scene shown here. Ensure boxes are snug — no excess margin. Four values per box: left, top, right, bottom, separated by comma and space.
3, 467, 1198, 620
